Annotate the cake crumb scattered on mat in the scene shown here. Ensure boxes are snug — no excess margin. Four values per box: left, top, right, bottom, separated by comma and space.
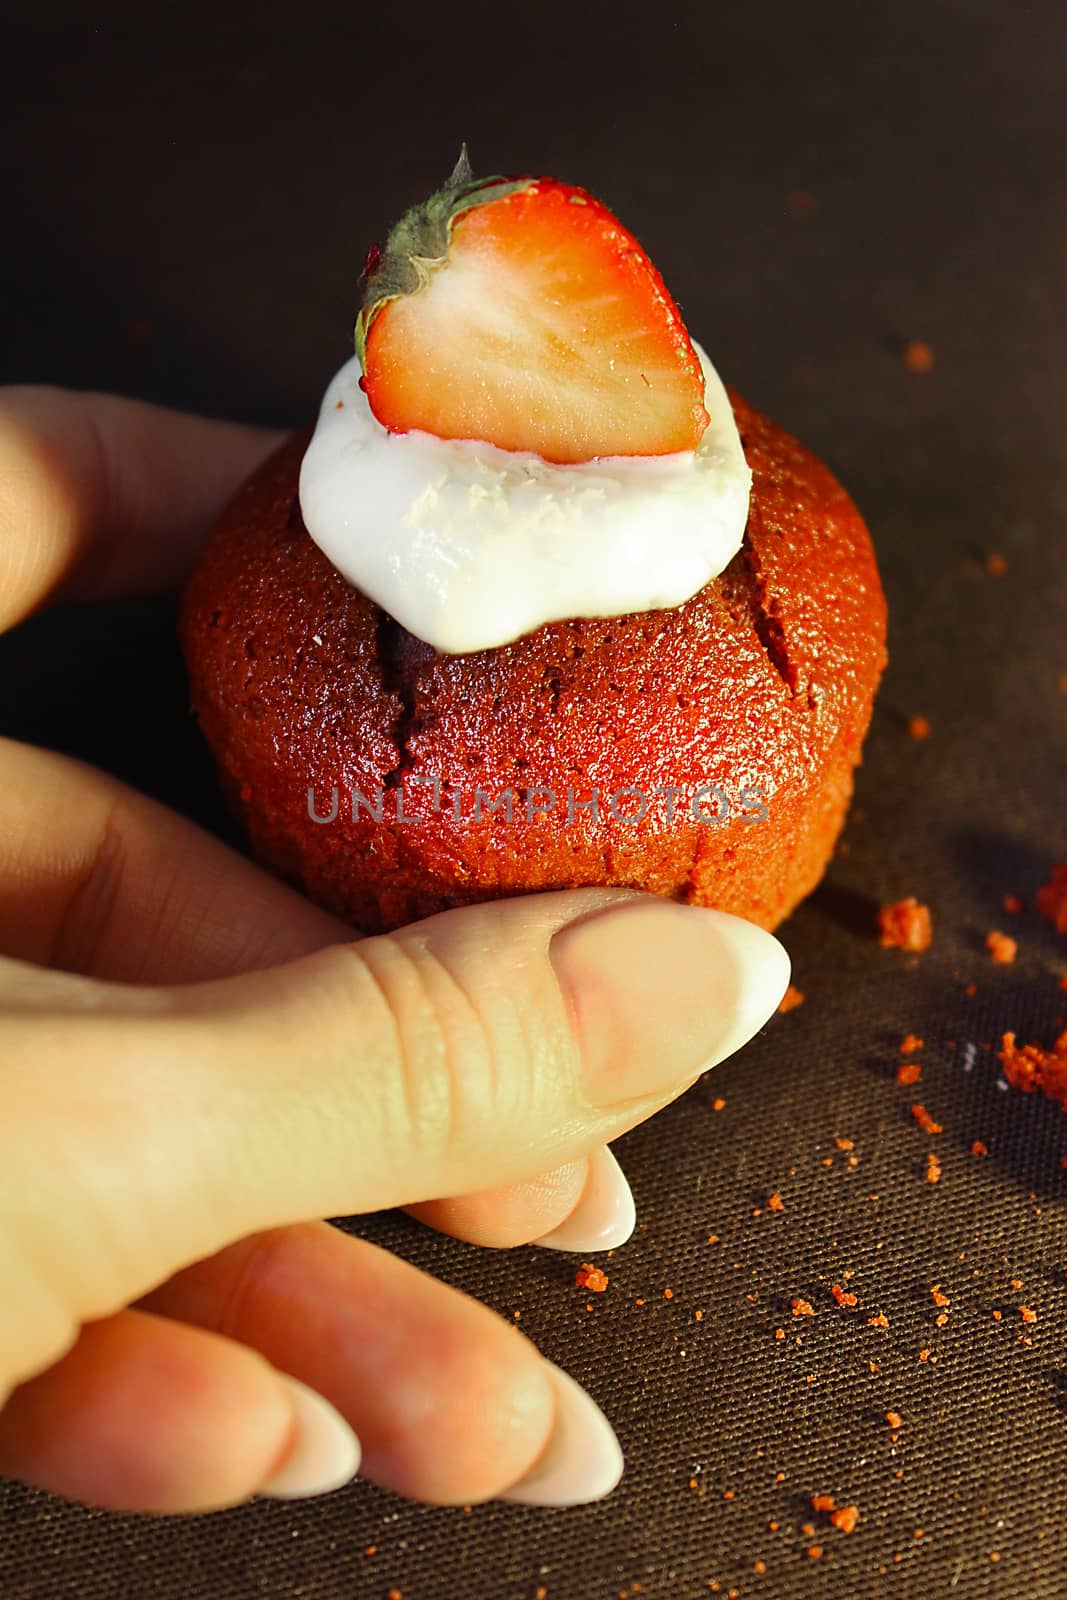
886, 1410, 903, 1429
1003, 892, 1024, 914
999, 1029, 1067, 1107
985, 551, 1008, 576
972, 1140, 989, 1157
986, 930, 1018, 964
907, 713, 931, 740
792, 1298, 814, 1317
868, 1313, 890, 1328
786, 189, 819, 220
811, 1494, 835, 1512
575, 1264, 609, 1292
897, 1061, 922, 1085
831, 1506, 860, 1534
768, 1192, 785, 1212
1021, 1307, 1038, 1323
774, 1327, 786, 1340
911, 1103, 943, 1134
835, 1136, 854, 1151
807, 1545, 824, 1560
712, 1096, 727, 1111
778, 984, 805, 1012
831, 1283, 858, 1307
878, 898, 933, 951
931, 1285, 950, 1307
901, 1033, 925, 1054
1037, 864, 1067, 933
903, 339, 935, 372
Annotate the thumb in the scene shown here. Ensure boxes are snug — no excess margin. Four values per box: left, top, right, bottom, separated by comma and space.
2, 889, 788, 1377
161, 888, 789, 1227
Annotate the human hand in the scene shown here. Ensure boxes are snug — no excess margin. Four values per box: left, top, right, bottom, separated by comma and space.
0, 390, 789, 1515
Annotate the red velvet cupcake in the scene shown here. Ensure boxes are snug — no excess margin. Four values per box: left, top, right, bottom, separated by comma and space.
181, 157, 887, 933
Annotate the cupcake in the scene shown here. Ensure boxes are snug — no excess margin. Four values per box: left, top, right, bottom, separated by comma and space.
181, 153, 887, 934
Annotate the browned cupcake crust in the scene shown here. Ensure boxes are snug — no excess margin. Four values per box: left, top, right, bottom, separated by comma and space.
180, 392, 887, 933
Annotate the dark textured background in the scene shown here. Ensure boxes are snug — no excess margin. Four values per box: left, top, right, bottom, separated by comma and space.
2, 3, 1066, 1596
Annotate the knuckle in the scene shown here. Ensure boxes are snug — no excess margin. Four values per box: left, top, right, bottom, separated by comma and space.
344, 931, 525, 1176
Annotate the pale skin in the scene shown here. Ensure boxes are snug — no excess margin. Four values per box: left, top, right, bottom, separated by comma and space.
0, 390, 789, 1515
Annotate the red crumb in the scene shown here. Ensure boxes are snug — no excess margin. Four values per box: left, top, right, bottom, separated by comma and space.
931, 1285, 950, 1307
935, 1311, 949, 1327
774, 1327, 786, 1340
901, 1033, 925, 1054
878, 898, 933, 952
1021, 1307, 1038, 1323
972, 1140, 989, 1157
712, 1097, 727, 1112
832, 1283, 858, 1308
768, 1192, 785, 1212
903, 340, 935, 373
635, 1297, 646, 1306
723, 1489, 735, 1501
792, 1298, 815, 1318
907, 714, 932, 740
919, 1349, 931, 1362
1003, 893, 1024, 914
778, 984, 805, 1012
831, 1506, 860, 1534
985, 551, 1008, 576
807, 1545, 824, 1560
1061, 974, 1067, 992
886, 1410, 903, 1429
536, 1589, 548, 1600
811, 1495, 836, 1512
1037, 865, 1067, 933
769, 1520, 780, 1531
786, 189, 819, 220
754, 1559, 766, 1575
364, 1546, 377, 1557
999, 1029, 1067, 1108
926, 1152, 943, 1183
1011, 1278, 1022, 1289
388, 1591, 403, 1600
664, 1287, 674, 1300
575, 1264, 609, 1293
868, 1313, 890, 1329
911, 1104, 944, 1135
964, 982, 977, 996
992, 1310, 1002, 1321
835, 1137, 855, 1151
695, 1309, 704, 1322
897, 1061, 922, 1085
986, 930, 1018, 964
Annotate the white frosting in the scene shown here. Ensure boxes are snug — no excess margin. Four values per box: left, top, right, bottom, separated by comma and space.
298, 342, 751, 655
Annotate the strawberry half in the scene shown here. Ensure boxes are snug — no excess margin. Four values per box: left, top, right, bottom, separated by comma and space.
355, 151, 709, 464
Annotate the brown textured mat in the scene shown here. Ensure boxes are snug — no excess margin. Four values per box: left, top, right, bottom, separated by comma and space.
2, 3, 1066, 1596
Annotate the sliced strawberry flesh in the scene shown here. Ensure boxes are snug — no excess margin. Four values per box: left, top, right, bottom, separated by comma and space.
362, 182, 708, 464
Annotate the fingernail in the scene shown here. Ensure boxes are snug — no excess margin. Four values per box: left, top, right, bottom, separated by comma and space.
532, 1147, 636, 1252
551, 898, 790, 1107
258, 1376, 362, 1499
499, 1362, 624, 1506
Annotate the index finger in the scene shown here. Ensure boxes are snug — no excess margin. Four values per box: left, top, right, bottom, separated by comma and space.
0, 386, 284, 631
